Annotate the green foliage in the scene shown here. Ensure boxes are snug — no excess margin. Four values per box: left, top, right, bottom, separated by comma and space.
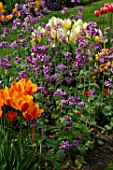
4, 0, 16, 14
105, 162, 113, 170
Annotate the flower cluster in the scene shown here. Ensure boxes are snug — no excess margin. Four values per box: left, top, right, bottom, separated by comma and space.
0, 78, 44, 122
93, 48, 113, 73
60, 140, 78, 152
31, 16, 103, 44
0, 2, 20, 23
94, 3, 113, 18
62, 115, 73, 132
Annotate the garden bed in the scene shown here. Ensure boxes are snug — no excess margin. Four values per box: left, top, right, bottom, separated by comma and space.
0, 0, 113, 169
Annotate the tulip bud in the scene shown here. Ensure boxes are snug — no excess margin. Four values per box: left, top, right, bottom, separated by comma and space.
94, 10, 100, 17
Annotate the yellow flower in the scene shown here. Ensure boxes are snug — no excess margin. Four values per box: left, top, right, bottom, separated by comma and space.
35, 0, 41, 7
95, 36, 101, 42
62, 19, 72, 30
99, 64, 106, 72
95, 54, 100, 60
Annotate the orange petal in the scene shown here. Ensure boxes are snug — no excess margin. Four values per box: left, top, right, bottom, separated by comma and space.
0, 98, 3, 107
11, 82, 24, 93
0, 109, 3, 118
26, 102, 44, 119
22, 111, 33, 121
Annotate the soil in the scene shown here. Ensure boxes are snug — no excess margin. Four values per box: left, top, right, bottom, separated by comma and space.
82, 135, 113, 170
81, 130, 113, 170
63, 130, 113, 170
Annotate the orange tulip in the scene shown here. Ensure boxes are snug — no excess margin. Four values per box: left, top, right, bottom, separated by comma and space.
5, 110, 17, 122
18, 78, 38, 95
6, 15, 12, 20
0, 87, 11, 106
0, 98, 3, 108
10, 94, 33, 111
0, 108, 3, 118
11, 82, 24, 94
22, 102, 44, 121
0, 87, 18, 106
13, 8, 18, 13
0, 15, 5, 22
12, 78, 38, 95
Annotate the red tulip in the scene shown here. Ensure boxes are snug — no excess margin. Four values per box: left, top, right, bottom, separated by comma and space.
108, 5, 113, 12
94, 10, 100, 17
99, 8, 103, 15
103, 7, 109, 14
5, 110, 18, 122
104, 4, 110, 8
99, 7, 109, 14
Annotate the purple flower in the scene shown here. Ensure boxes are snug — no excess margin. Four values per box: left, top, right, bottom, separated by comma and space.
60, 140, 78, 153
0, 41, 9, 48
60, 141, 70, 153
105, 78, 113, 87
61, 7, 67, 14
60, 99, 67, 107
89, 89, 95, 96
77, 102, 84, 110
18, 71, 28, 78
54, 89, 63, 97
93, 43, 101, 50
14, 57, 21, 64
30, 119, 38, 127
70, 140, 79, 147
64, 52, 72, 60
99, 57, 105, 63
18, 33, 23, 38
65, 77, 72, 84
56, 64, 66, 70
3, 28, 9, 34
67, 95, 78, 106
63, 115, 73, 124
51, 74, 60, 82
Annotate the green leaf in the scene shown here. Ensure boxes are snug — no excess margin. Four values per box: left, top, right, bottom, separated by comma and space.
46, 139, 59, 149
53, 161, 60, 170
30, 164, 39, 170
90, 83, 100, 89
60, 118, 66, 124
75, 159, 83, 169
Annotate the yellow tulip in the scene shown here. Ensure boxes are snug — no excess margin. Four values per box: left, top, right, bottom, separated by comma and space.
63, 19, 72, 30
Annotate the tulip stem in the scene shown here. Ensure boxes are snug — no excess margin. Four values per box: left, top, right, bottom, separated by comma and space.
31, 126, 35, 144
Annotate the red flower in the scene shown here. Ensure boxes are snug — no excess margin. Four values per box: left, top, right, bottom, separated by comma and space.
85, 91, 90, 97
94, 10, 100, 17
5, 110, 18, 122
104, 88, 109, 95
